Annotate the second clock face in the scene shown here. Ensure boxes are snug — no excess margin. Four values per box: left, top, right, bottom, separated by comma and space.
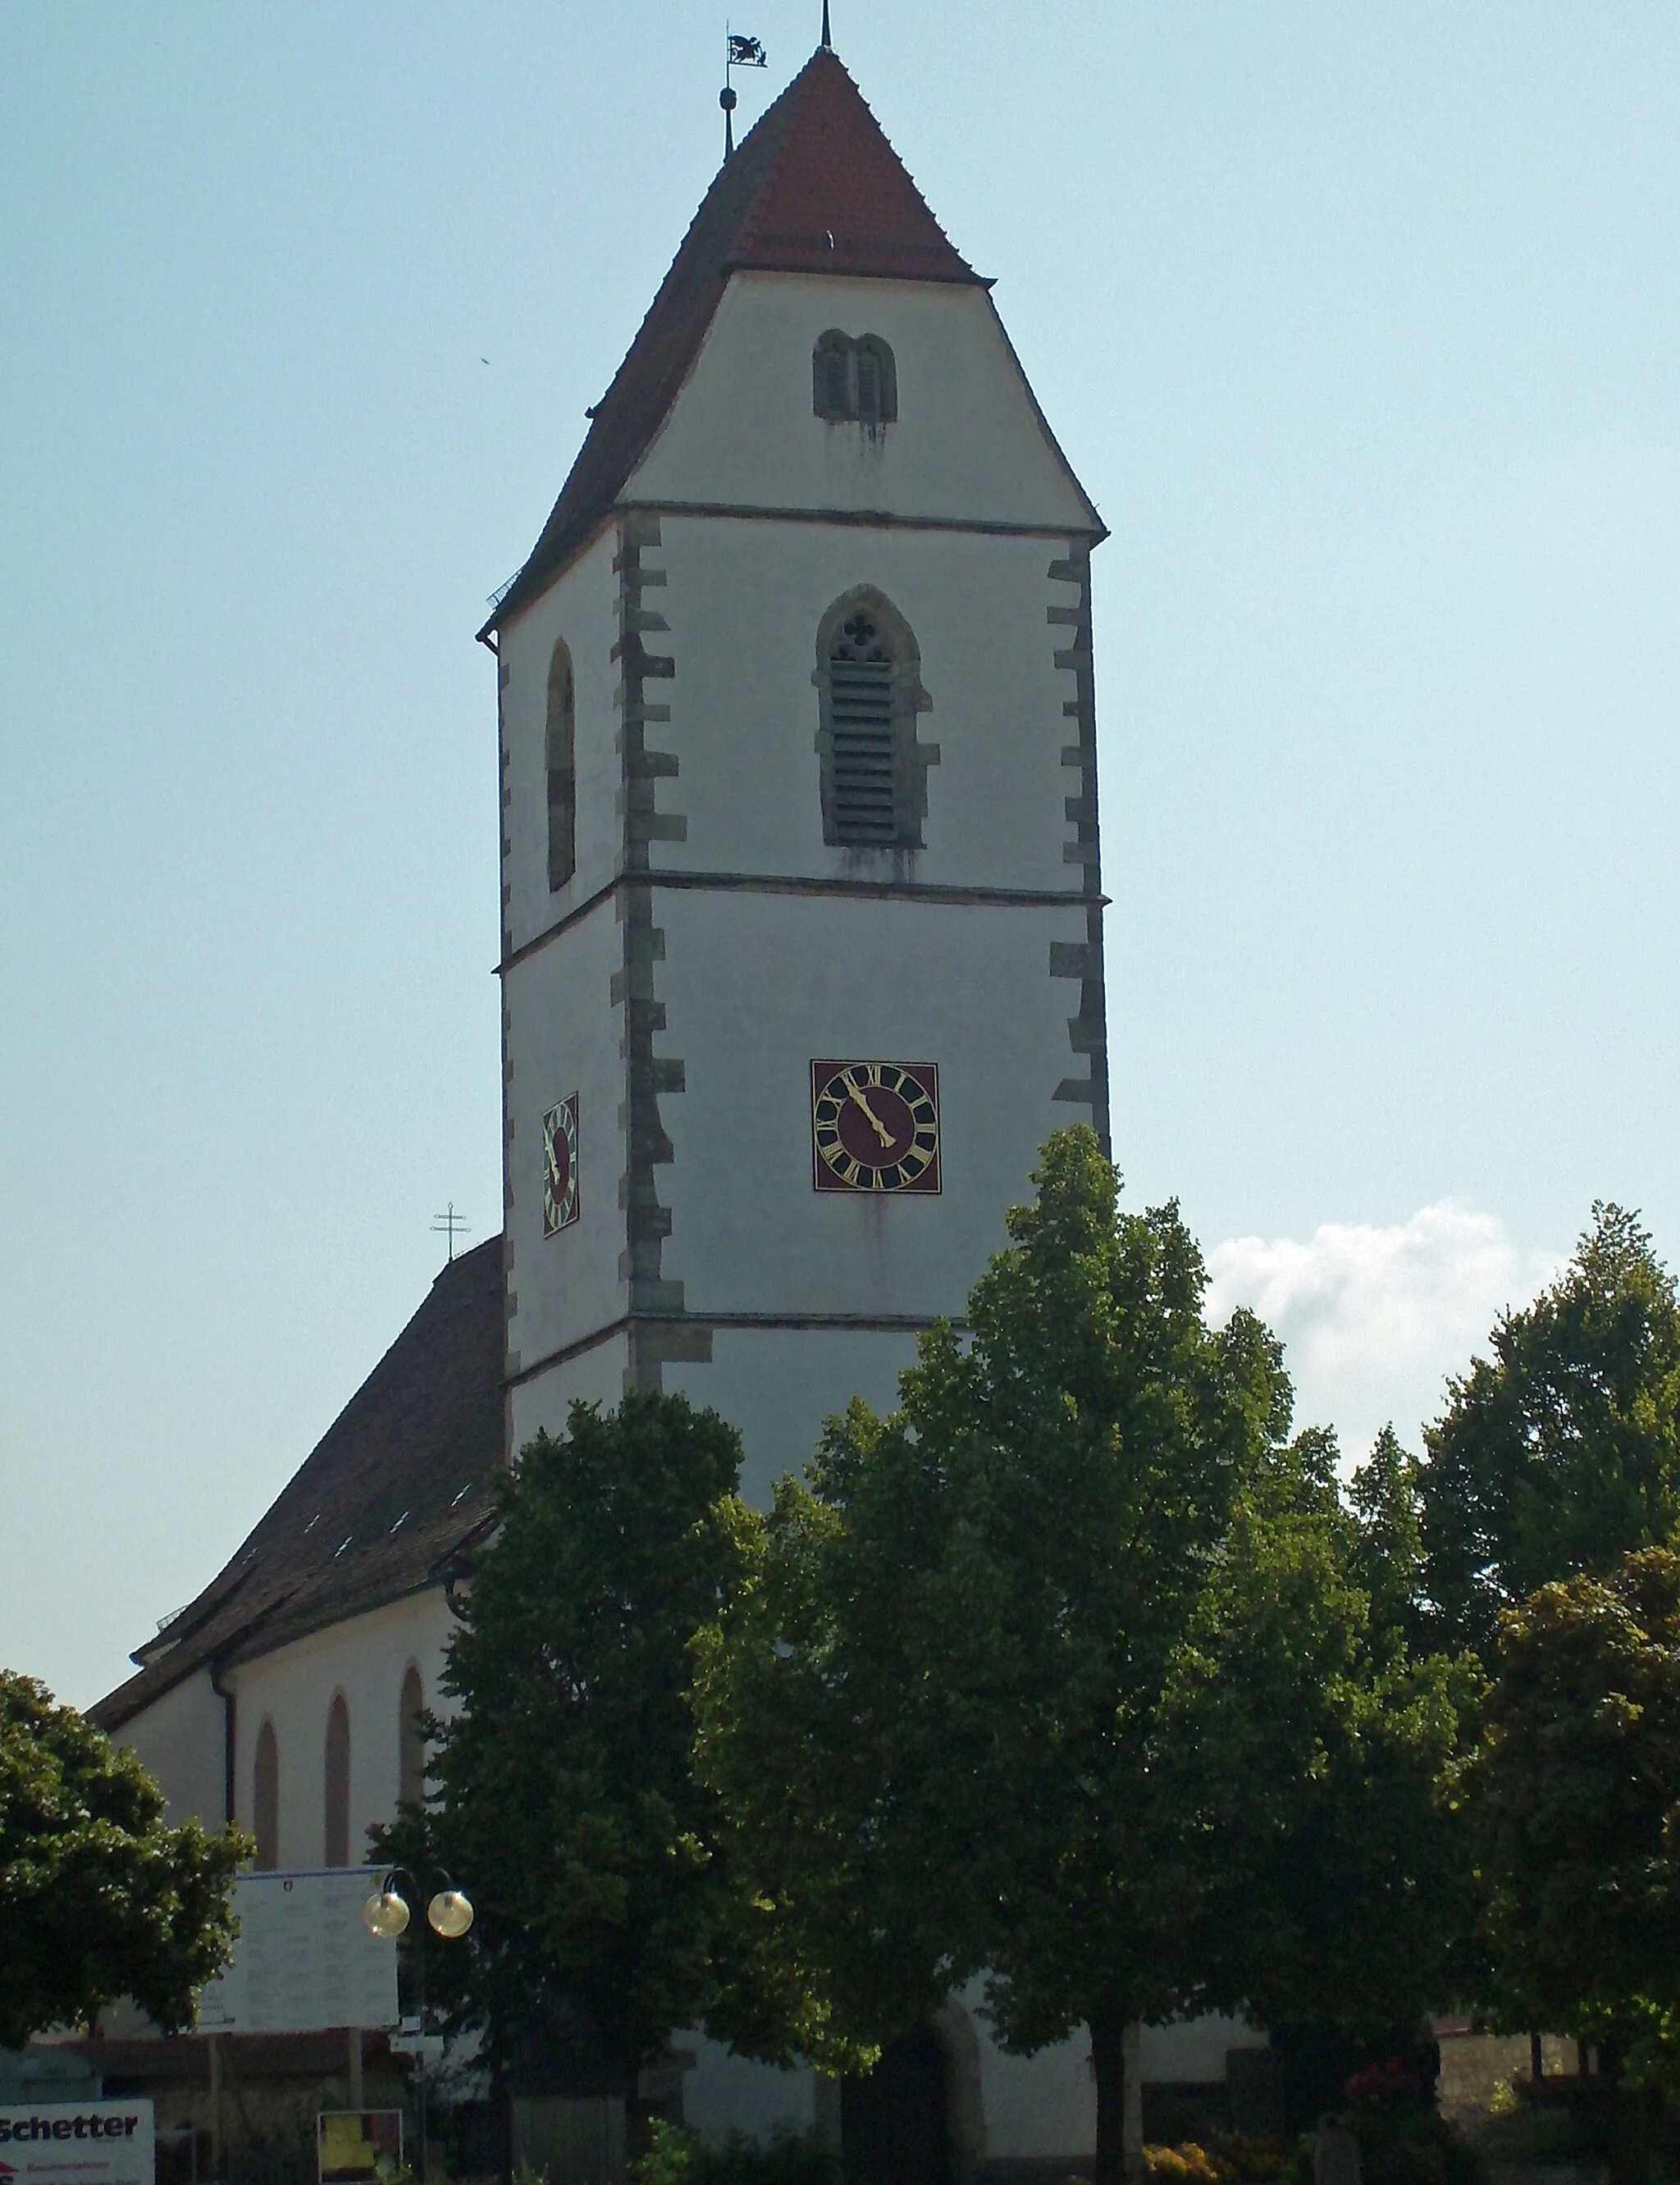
810, 1061, 941, 1194
541, 1093, 580, 1236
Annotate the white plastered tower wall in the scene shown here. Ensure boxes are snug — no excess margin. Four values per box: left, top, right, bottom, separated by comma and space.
497, 267, 1108, 1503
488, 168, 1115, 2164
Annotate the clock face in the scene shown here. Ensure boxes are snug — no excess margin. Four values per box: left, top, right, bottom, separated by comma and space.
541, 1094, 580, 1235
810, 1061, 940, 1194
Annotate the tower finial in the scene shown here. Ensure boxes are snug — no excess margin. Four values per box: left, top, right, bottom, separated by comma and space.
821, 0, 832, 47
722, 27, 766, 159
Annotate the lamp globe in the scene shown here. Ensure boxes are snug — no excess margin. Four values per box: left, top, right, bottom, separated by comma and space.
427, 1888, 474, 1940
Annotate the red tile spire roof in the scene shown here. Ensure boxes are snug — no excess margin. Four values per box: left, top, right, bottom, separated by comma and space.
483, 49, 983, 633
729, 47, 977, 283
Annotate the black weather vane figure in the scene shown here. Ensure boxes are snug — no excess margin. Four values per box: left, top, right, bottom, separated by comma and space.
720, 25, 767, 158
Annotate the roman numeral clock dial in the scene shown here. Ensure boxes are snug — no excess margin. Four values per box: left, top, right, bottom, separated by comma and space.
810, 1061, 941, 1194
541, 1093, 580, 1235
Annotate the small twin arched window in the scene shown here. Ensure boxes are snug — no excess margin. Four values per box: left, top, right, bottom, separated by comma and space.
813, 331, 897, 426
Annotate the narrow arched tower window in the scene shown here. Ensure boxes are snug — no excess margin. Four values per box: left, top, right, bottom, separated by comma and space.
813, 331, 852, 421
324, 1694, 351, 1868
546, 638, 576, 891
853, 335, 896, 424
399, 1665, 426, 1812
815, 589, 928, 847
253, 1720, 280, 1871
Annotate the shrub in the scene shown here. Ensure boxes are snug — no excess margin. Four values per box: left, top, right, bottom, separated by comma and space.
1212, 2133, 1289, 2182
1143, 2145, 1235, 2185
629, 2121, 838, 2185
1348, 2108, 1480, 2185
1345, 2060, 1425, 2107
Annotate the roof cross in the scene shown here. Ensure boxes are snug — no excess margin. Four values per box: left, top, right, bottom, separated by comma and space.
431, 1202, 471, 1261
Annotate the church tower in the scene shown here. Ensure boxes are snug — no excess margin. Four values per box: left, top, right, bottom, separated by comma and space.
484, 43, 1108, 1498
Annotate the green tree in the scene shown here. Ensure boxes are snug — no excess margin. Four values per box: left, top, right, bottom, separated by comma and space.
696, 1129, 1470, 2182
1349, 1425, 1430, 1658
1419, 1205, 1680, 1657
1464, 1548, 1680, 2070
0, 1672, 247, 2048
375, 1392, 782, 2096
1166, 1434, 1475, 2076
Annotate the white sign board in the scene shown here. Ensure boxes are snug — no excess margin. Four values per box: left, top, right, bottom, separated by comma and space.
197, 1870, 399, 2033
0, 2100, 153, 2185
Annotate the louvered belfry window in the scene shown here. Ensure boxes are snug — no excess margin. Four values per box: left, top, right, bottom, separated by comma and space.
817, 591, 924, 849
829, 610, 898, 843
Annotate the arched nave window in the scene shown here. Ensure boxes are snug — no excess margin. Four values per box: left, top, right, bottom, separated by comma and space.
546, 638, 576, 892
399, 1665, 426, 1812
323, 1694, 351, 1868
815, 588, 929, 848
253, 1719, 280, 1871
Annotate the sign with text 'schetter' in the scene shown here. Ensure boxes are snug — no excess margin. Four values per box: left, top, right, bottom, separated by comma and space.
0, 2101, 154, 2185
196, 1871, 399, 2033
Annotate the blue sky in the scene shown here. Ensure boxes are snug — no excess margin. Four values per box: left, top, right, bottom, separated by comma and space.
3, 2, 1677, 1708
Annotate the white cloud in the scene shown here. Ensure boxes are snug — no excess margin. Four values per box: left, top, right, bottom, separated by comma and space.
1205, 1202, 1561, 1467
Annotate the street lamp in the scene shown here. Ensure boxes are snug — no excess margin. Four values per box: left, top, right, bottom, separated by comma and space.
362, 1873, 475, 1940
361, 1869, 473, 2178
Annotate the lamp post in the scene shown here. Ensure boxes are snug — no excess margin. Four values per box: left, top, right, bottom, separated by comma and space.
362, 1870, 474, 2181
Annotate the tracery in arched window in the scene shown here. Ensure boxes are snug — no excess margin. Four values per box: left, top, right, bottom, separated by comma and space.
815, 589, 930, 848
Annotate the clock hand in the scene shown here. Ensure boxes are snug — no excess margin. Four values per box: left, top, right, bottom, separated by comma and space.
850, 1089, 896, 1147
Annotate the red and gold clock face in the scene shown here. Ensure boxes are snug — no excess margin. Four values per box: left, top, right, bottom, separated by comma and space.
810, 1061, 941, 1194
541, 1094, 579, 1235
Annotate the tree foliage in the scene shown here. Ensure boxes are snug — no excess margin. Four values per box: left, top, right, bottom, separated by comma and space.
0, 1671, 247, 2047
695, 1129, 1470, 2183
1419, 1204, 1680, 1657
374, 1392, 783, 2094
1166, 1431, 1476, 2057
1463, 1546, 1680, 2068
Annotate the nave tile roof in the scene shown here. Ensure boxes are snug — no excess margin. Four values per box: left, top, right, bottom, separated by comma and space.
91, 1237, 505, 1735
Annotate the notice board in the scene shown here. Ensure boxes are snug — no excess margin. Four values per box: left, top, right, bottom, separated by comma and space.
197, 1870, 399, 2033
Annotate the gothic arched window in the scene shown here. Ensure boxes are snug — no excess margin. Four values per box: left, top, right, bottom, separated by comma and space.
324, 1694, 351, 1868
815, 589, 930, 848
399, 1665, 426, 1812
812, 331, 897, 426
253, 1719, 280, 1871
546, 638, 576, 892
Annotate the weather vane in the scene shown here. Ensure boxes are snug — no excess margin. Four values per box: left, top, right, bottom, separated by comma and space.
720, 25, 766, 158
431, 1203, 471, 1261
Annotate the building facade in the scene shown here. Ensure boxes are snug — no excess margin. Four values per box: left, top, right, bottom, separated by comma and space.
87, 37, 1271, 2183
489, 45, 1108, 1502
